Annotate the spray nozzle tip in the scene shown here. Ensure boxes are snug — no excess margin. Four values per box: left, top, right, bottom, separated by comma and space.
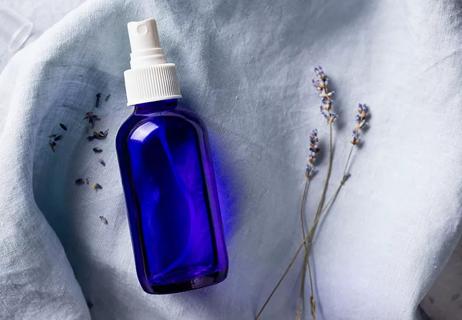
127, 17, 167, 67
127, 18, 161, 52
124, 17, 181, 105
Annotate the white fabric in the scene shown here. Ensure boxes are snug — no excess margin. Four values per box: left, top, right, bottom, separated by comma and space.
0, 0, 461, 319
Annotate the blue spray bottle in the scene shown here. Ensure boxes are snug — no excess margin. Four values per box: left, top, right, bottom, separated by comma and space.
116, 18, 228, 294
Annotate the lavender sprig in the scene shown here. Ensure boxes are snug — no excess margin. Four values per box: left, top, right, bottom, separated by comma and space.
351, 103, 369, 145
313, 66, 337, 124
298, 128, 320, 319
302, 67, 338, 320
340, 103, 371, 185
305, 129, 320, 178
302, 103, 371, 320
257, 67, 337, 320
257, 68, 372, 320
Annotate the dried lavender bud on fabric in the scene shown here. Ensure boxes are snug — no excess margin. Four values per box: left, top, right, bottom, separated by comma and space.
305, 129, 320, 177
312, 66, 337, 124
352, 103, 369, 145
84, 112, 101, 128
87, 129, 108, 141
95, 93, 101, 108
99, 216, 108, 225
48, 133, 63, 152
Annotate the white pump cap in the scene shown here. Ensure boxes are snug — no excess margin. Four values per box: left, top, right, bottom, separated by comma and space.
124, 18, 181, 106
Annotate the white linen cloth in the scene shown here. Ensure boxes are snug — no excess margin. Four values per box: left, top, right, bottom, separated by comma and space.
0, 0, 461, 319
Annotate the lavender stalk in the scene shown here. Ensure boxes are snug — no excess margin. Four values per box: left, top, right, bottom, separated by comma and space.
326, 103, 370, 212
255, 68, 370, 320
296, 129, 320, 319
304, 66, 337, 319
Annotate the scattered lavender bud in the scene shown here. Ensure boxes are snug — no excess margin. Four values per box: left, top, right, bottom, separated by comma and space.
95, 93, 101, 108
87, 129, 108, 141
99, 216, 108, 225
93, 183, 103, 191
84, 112, 101, 128
104, 94, 111, 102
75, 178, 85, 185
59, 123, 67, 131
99, 159, 106, 167
93, 147, 103, 153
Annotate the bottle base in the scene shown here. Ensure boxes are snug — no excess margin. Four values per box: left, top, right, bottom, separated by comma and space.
141, 267, 227, 294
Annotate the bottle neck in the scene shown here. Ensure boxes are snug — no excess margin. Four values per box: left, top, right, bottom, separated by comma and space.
133, 98, 178, 115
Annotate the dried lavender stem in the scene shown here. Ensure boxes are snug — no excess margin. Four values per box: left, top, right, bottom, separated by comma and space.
259, 69, 360, 320
315, 124, 334, 232
343, 145, 354, 177
255, 240, 307, 320
297, 248, 315, 320
296, 128, 319, 319
296, 177, 312, 319
320, 144, 354, 213
306, 122, 334, 319
308, 259, 316, 319
257, 124, 334, 320
309, 124, 334, 238
257, 189, 337, 320
296, 253, 308, 320
305, 144, 355, 318
258, 138, 357, 320
257, 185, 340, 320
300, 178, 311, 250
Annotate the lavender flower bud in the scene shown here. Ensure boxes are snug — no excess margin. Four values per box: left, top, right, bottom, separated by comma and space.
351, 103, 369, 145
306, 129, 320, 177
312, 66, 336, 124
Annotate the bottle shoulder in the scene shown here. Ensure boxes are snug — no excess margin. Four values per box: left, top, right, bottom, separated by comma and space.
116, 109, 206, 146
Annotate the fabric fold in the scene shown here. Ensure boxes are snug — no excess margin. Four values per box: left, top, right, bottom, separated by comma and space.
1, 0, 462, 319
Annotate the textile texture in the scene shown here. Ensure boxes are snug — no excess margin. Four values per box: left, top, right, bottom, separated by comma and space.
0, 0, 461, 319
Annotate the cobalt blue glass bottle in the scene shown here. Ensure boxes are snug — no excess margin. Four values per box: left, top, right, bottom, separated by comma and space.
116, 18, 228, 294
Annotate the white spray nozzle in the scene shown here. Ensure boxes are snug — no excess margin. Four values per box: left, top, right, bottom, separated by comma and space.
127, 18, 166, 68
124, 18, 181, 105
